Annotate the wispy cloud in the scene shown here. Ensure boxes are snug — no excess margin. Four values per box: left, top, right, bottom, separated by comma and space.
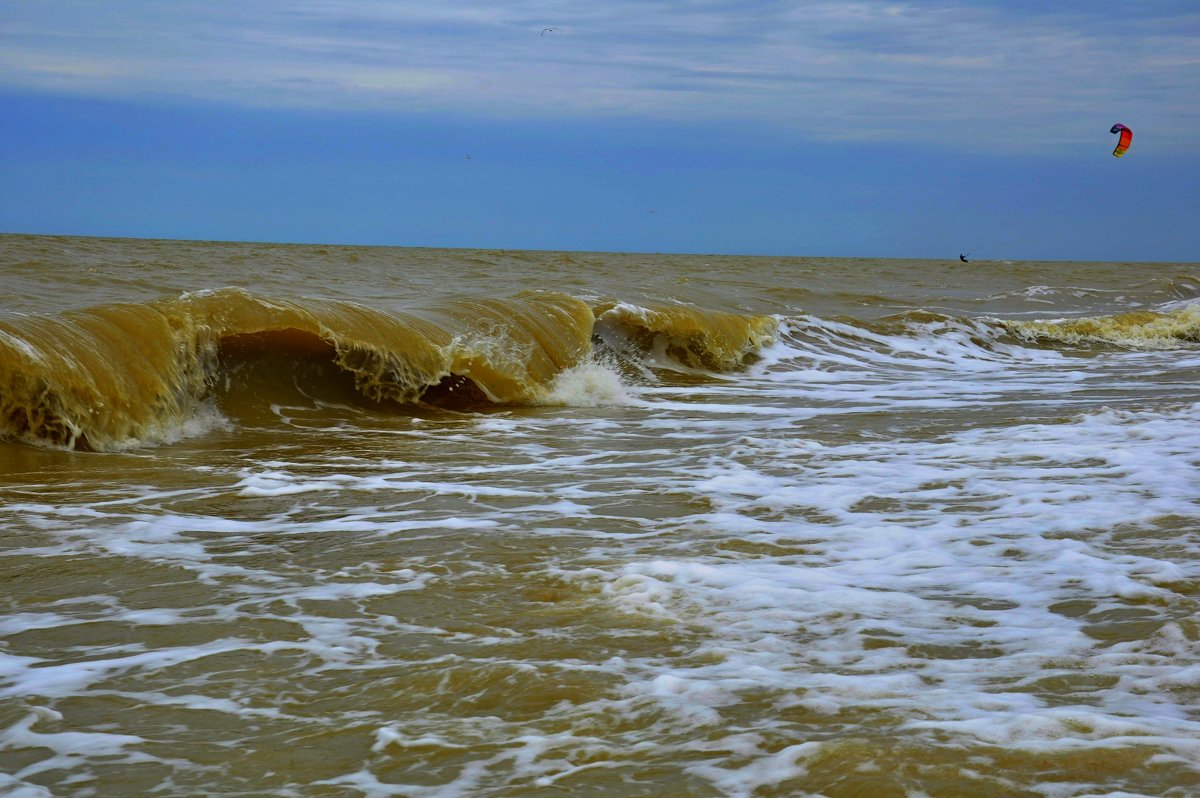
3, 1, 1198, 151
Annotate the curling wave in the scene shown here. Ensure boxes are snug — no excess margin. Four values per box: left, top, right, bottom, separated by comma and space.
0, 288, 776, 451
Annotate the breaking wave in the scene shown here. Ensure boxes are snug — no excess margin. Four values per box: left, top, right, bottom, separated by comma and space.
0, 288, 776, 451
1001, 304, 1200, 349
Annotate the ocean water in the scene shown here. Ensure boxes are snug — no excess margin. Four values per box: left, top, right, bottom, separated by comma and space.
1, 233, 1199, 797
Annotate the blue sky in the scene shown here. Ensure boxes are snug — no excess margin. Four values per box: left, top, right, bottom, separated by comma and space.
2, 0, 1198, 260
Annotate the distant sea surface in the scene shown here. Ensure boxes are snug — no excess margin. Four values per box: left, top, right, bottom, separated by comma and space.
2, 234, 1199, 797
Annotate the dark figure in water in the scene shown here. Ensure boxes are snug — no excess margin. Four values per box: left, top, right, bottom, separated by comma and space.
959, 253, 970, 263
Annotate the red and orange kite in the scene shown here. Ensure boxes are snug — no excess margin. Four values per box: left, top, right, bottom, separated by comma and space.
1110, 123, 1132, 158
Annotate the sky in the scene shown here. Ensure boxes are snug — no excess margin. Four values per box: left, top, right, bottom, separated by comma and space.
1, 0, 1198, 260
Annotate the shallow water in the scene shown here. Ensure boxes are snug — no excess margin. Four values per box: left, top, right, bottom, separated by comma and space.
2, 234, 1199, 797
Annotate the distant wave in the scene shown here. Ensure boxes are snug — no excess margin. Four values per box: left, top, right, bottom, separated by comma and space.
0, 288, 776, 451
1001, 304, 1200, 349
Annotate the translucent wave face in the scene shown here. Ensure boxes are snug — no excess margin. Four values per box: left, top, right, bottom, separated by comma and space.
0, 290, 773, 450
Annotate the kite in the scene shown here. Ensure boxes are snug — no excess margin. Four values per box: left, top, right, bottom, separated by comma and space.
1110, 123, 1132, 158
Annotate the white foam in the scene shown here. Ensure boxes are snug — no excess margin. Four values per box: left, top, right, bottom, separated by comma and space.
541, 360, 635, 407
100, 400, 234, 452
233, 468, 543, 499
0, 709, 149, 787
688, 741, 822, 798
0, 640, 252, 699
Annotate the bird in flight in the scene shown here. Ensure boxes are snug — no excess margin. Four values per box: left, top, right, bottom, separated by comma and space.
541, 27, 556, 36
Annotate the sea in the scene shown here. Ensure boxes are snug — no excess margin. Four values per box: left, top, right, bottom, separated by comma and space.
1, 233, 1198, 798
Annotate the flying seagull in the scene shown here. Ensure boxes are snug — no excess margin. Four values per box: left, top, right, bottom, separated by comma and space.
541, 27, 556, 36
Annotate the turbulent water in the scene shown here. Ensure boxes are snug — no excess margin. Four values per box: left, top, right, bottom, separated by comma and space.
2, 234, 1199, 797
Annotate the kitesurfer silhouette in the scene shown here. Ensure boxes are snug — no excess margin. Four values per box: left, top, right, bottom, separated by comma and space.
959, 253, 970, 263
